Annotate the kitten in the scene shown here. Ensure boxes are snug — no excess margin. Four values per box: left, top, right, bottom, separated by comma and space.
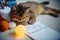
9, 5, 35, 25
9, 1, 60, 25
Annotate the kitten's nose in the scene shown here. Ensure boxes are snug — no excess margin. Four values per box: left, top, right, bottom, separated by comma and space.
19, 17, 22, 21
18, 19, 22, 22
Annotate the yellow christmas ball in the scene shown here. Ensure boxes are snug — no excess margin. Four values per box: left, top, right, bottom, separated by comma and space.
15, 25, 26, 37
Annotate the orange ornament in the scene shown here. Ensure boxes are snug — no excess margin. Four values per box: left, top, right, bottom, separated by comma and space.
0, 21, 9, 32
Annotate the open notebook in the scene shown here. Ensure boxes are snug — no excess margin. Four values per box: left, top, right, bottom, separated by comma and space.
26, 21, 60, 40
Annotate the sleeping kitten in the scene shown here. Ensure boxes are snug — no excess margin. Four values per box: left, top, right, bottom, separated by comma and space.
10, 5, 35, 25
9, 1, 60, 25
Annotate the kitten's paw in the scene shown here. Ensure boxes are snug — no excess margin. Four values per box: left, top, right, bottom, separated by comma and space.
28, 14, 36, 25
28, 19, 36, 25
28, 21, 34, 25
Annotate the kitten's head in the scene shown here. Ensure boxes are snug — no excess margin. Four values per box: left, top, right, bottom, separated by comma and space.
9, 5, 33, 25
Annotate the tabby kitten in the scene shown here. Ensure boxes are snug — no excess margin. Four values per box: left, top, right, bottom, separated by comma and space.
9, 1, 60, 25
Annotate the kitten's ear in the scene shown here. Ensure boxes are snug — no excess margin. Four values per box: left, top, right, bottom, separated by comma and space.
24, 7, 30, 12
11, 5, 17, 12
24, 7, 30, 10
25, 7, 31, 13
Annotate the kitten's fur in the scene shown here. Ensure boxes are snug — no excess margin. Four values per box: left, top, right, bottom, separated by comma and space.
9, 1, 60, 25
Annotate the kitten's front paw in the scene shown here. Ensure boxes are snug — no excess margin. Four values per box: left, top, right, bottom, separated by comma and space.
28, 19, 36, 25
28, 18, 36, 25
28, 15, 36, 25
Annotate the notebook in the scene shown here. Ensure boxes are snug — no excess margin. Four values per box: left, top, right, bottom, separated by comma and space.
26, 21, 60, 40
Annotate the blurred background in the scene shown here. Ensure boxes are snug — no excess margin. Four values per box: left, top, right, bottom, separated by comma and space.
0, 0, 60, 40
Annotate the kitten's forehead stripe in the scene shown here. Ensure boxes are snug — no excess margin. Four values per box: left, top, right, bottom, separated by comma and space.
17, 5, 25, 17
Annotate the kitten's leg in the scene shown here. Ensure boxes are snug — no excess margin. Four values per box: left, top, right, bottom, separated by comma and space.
42, 7, 60, 17
28, 14, 36, 25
